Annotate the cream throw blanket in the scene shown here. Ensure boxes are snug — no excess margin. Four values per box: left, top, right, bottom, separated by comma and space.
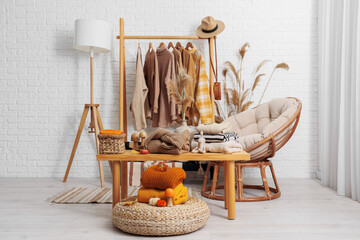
192, 140, 243, 154
196, 121, 233, 135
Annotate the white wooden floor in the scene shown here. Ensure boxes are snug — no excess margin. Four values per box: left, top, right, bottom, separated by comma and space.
1, 178, 360, 240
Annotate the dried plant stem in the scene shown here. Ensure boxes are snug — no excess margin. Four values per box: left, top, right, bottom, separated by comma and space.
181, 89, 186, 121
239, 57, 243, 92
258, 69, 275, 105
258, 62, 289, 105
214, 100, 225, 122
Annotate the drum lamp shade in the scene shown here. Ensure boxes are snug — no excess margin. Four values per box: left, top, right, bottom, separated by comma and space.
74, 19, 112, 53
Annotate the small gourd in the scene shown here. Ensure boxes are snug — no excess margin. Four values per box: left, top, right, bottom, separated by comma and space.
156, 199, 167, 207
149, 197, 160, 206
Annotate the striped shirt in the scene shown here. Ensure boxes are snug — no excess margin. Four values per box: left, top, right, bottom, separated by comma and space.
193, 132, 239, 143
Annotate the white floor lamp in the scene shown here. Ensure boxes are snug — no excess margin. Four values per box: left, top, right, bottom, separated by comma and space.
63, 19, 112, 187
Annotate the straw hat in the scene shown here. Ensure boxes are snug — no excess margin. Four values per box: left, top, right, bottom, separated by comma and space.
196, 16, 225, 38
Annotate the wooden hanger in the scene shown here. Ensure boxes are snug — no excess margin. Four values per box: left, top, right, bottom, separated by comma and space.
175, 42, 183, 49
168, 42, 175, 49
148, 42, 153, 51
185, 42, 194, 50
159, 42, 165, 48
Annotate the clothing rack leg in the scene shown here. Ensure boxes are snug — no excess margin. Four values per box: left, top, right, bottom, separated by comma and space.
208, 37, 216, 122
119, 18, 125, 132
119, 17, 128, 199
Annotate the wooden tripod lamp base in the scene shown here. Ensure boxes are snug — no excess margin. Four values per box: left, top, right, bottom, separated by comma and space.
66, 19, 112, 187
63, 104, 109, 188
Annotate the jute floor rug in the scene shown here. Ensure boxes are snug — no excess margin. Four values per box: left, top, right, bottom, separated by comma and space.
49, 187, 198, 204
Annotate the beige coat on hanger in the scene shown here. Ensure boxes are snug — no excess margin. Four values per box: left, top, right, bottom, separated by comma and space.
130, 47, 149, 131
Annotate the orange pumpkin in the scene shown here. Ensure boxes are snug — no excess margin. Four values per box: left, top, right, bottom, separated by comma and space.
156, 162, 168, 172
156, 199, 167, 207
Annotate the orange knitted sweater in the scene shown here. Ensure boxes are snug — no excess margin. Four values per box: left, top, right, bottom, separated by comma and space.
140, 165, 186, 190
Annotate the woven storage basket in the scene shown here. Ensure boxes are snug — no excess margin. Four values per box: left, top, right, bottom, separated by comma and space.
98, 134, 125, 154
112, 197, 210, 236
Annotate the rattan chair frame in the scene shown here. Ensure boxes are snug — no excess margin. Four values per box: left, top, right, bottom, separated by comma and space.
201, 97, 302, 202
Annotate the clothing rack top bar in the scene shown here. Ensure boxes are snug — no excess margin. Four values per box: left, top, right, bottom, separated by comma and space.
116, 35, 201, 40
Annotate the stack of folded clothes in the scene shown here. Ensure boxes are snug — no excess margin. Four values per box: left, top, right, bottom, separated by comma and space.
192, 123, 243, 153
137, 162, 189, 205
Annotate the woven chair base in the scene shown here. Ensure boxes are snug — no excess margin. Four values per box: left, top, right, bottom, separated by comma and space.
201, 160, 281, 202
112, 197, 210, 236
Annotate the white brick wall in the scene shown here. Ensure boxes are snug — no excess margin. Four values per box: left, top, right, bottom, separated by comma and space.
0, 0, 318, 178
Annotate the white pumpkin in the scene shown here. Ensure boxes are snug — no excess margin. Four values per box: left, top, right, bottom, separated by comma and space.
149, 197, 160, 206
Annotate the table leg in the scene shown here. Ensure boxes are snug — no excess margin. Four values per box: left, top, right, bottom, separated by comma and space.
112, 161, 120, 208
226, 160, 236, 220
121, 162, 128, 199
224, 162, 228, 209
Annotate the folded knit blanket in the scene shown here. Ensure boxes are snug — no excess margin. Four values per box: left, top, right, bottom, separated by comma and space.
137, 183, 188, 205
196, 121, 233, 134
144, 128, 190, 155
193, 132, 239, 143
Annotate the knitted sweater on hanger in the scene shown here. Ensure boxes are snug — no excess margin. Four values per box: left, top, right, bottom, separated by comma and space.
176, 45, 197, 124
172, 48, 183, 75
130, 47, 149, 131
143, 48, 160, 120
176, 46, 196, 101
155, 45, 177, 127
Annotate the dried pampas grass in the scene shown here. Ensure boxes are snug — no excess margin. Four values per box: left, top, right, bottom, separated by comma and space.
215, 43, 289, 121
258, 62, 289, 105
256, 60, 270, 73
168, 66, 194, 120
239, 42, 250, 59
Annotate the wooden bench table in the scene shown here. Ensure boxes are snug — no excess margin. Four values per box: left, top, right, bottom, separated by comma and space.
97, 150, 250, 220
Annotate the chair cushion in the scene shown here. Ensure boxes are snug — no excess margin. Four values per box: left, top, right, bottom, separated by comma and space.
224, 98, 299, 149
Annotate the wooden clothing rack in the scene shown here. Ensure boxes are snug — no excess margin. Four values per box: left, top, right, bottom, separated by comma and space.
115, 17, 217, 201
116, 18, 216, 134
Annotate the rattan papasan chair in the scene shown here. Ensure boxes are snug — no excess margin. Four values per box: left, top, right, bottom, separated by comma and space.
201, 97, 302, 201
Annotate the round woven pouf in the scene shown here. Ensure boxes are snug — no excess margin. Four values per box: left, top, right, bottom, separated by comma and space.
112, 197, 210, 236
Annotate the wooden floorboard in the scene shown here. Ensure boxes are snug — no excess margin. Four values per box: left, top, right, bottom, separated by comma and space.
0, 178, 360, 240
